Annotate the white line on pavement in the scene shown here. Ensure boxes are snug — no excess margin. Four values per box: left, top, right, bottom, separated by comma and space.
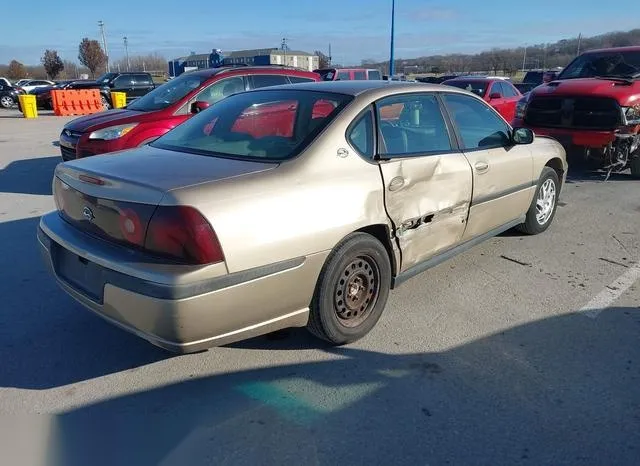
580, 262, 640, 318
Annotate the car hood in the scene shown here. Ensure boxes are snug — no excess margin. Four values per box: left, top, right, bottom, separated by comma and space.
65, 109, 147, 132
530, 78, 640, 106
58, 144, 277, 203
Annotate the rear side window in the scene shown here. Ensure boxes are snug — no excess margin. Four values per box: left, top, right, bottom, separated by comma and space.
113, 75, 133, 87
337, 71, 350, 80
353, 71, 367, 80
347, 109, 374, 157
252, 75, 289, 88
288, 76, 316, 83
501, 82, 519, 97
368, 70, 382, 80
134, 74, 153, 85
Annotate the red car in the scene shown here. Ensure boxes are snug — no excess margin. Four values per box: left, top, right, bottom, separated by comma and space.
58, 66, 321, 161
442, 77, 523, 122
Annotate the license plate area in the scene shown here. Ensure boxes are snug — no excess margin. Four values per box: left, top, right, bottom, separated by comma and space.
53, 244, 105, 304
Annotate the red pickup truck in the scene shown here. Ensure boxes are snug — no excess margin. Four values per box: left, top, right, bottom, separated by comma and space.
512, 46, 640, 178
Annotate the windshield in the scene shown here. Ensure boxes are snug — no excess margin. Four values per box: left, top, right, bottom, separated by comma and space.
152, 89, 353, 161
127, 73, 209, 112
443, 80, 488, 97
558, 51, 640, 80
95, 72, 116, 84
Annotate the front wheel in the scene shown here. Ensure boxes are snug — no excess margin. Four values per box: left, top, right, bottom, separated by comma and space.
307, 232, 392, 345
516, 167, 560, 235
0, 95, 14, 108
630, 156, 640, 179
101, 95, 112, 110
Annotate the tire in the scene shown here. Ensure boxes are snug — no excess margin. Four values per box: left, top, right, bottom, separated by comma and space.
101, 95, 112, 110
630, 156, 640, 179
307, 232, 392, 345
516, 166, 560, 235
0, 95, 14, 109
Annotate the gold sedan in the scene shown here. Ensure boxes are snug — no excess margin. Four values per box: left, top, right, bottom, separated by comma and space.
38, 80, 567, 353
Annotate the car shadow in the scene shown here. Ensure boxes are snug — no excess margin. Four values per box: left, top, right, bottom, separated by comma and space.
0, 216, 170, 390
0, 156, 61, 195
38, 307, 640, 466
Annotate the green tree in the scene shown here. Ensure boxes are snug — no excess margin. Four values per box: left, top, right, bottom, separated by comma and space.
41, 50, 65, 80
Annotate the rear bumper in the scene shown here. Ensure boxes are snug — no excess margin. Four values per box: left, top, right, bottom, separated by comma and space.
514, 119, 616, 149
38, 212, 325, 353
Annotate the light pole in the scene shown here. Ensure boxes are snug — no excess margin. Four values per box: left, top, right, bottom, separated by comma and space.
98, 20, 110, 72
389, 0, 395, 77
123, 36, 130, 71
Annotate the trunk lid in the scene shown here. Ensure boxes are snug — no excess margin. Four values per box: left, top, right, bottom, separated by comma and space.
54, 145, 277, 249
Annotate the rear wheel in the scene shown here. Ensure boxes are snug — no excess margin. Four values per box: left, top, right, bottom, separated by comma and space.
307, 232, 392, 345
516, 167, 559, 235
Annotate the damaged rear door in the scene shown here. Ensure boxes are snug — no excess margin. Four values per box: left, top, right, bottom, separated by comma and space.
374, 93, 473, 273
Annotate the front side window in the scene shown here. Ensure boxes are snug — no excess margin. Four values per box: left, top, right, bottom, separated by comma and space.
193, 77, 245, 105
289, 76, 315, 83
501, 82, 519, 97
353, 71, 367, 80
152, 89, 352, 161
127, 73, 209, 112
376, 94, 452, 156
489, 82, 504, 97
113, 75, 133, 87
442, 93, 511, 150
368, 70, 382, 80
337, 71, 350, 80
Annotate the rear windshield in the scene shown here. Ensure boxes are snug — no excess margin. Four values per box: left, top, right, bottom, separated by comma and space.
127, 73, 209, 111
152, 89, 353, 161
443, 80, 488, 97
558, 50, 640, 80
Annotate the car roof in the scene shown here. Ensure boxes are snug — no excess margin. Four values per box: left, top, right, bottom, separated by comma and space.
582, 45, 640, 54
183, 65, 319, 79
243, 80, 472, 97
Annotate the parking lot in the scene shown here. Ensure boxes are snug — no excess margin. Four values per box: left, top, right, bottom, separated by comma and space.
1, 109, 639, 465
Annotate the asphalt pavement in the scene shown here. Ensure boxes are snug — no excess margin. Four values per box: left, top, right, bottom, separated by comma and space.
1, 109, 639, 466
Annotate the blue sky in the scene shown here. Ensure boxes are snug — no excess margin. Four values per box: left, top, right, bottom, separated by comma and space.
2, 0, 638, 66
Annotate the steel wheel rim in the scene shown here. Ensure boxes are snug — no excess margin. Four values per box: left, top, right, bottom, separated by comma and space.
535, 178, 556, 225
334, 255, 380, 328
1, 96, 13, 107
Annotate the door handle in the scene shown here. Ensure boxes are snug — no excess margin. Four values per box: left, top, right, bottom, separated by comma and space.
388, 176, 405, 191
475, 161, 489, 173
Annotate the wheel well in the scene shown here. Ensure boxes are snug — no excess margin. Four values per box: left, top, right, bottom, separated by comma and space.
545, 158, 565, 187
356, 224, 398, 277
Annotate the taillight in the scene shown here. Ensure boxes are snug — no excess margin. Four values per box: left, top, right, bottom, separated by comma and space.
144, 206, 224, 265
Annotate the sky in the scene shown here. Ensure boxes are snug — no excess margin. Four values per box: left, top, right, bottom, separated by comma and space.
1, 0, 638, 66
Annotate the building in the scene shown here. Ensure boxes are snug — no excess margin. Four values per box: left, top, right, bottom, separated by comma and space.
168, 48, 319, 77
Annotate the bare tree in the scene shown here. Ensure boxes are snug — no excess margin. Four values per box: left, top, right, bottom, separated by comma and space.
41, 50, 64, 80
78, 38, 107, 78
7, 60, 26, 80
314, 51, 330, 69
111, 53, 167, 73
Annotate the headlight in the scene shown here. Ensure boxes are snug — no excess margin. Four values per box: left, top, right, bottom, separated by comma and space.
89, 123, 138, 140
622, 106, 640, 125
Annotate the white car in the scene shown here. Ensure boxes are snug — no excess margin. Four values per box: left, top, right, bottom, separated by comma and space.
20, 79, 55, 93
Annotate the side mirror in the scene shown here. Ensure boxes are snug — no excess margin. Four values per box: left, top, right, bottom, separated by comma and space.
512, 127, 534, 145
190, 100, 210, 114
489, 92, 502, 100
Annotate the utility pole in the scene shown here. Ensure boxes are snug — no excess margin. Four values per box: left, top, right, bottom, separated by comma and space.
389, 0, 395, 77
522, 44, 527, 71
98, 20, 110, 72
281, 37, 289, 66
328, 43, 332, 66
123, 36, 130, 71
577, 33, 582, 56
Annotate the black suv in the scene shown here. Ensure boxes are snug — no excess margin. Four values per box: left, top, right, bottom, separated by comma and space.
94, 72, 156, 106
